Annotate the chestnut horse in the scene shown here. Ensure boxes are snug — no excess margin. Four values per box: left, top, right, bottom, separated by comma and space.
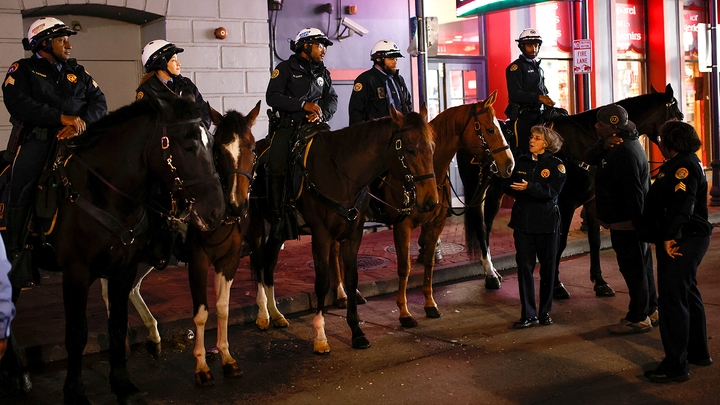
330, 91, 514, 327
99, 103, 260, 387
46, 97, 224, 404
465, 84, 683, 297
247, 106, 438, 353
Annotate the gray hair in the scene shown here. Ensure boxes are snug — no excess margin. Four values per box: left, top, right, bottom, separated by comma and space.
531, 125, 563, 153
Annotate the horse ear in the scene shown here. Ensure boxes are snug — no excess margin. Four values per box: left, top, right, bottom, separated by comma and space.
179, 89, 197, 103
650, 85, 658, 94
485, 90, 498, 107
247, 100, 262, 127
419, 103, 428, 121
665, 83, 673, 97
209, 106, 223, 127
389, 104, 404, 125
146, 95, 173, 120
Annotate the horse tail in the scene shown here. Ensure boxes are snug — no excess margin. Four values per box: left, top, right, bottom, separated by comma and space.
455, 149, 484, 260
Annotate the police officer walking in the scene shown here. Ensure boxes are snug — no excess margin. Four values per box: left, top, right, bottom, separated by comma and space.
265, 28, 338, 234
348, 40, 411, 125
505, 28, 555, 155
2, 17, 107, 287
136, 40, 216, 129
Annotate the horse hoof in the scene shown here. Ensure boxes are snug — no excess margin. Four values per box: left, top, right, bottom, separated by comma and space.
485, 275, 502, 290
553, 283, 571, 300
400, 316, 419, 328
594, 283, 615, 297
314, 341, 331, 355
145, 340, 161, 358
195, 370, 215, 387
222, 362, 243, 378
272, 316, 290, 328
352, 336, 371, 350
356, 291, 367, 305
256, 317, 270, 331
424, 306, 442, 318
335, 297, 347, 309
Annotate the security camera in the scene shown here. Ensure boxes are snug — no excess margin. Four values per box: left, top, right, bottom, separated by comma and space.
341, 17, 368, 37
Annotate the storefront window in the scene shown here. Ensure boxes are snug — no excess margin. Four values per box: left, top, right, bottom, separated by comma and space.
426, 0, 483, 56
616, 0, 646, 99
533, 1, 574, 113
683, 0, 708, 165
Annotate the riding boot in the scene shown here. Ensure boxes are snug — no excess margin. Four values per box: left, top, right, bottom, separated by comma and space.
5, 207, 38, 288
266, 174, 286, 225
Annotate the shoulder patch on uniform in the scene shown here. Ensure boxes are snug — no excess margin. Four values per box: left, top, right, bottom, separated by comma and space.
136, 91, 144, 100
675, 167, 688, 179
541, 169, 550, 178
4, 76, 14, 87
657, 172, 665, 179
67, 73, 77, 83
353, 82, 362, 92
271, 69, 280, 79
7, 63, 18, 74
675, 182, 687, 192
510, 64, 518, 71
557, 164, 565, 174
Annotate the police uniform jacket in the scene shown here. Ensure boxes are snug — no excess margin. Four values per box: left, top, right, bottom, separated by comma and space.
641, 151, 712, 243
266, 54, 338, 124
504, 56, 548, 118
586, 129, 649, 228
507, 151, 566, 234
348, 66, 412, 125
3, 55, 107, 135
136, 73, 212, 128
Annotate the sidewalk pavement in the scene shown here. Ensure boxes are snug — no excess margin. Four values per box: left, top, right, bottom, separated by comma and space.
12, 202, 720, 365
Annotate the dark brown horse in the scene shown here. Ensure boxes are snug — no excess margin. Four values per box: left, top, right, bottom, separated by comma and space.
248, 106, 438, 353
464, 84, 683, 296
44, 97, 224, 404
330, 91, 514, 327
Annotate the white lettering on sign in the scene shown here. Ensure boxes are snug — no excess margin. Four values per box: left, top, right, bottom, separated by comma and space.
616, 5, 636, 15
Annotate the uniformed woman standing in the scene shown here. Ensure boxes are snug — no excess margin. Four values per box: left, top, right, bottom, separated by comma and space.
136, 40, 216, 129
507, 125, 565, 328
642, 120, 713, 383
265, 28, 338, 229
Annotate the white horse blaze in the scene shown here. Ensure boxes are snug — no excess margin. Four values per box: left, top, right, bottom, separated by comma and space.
200, 126, 211, 149
193, 305, 210, 373
215, 273, 234, 364
222, 134, 242, 206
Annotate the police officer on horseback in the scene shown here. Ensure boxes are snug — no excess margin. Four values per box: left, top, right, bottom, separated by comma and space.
349, 40, 411, 125
265, 27, 338, 231
505, 28, 556, 155
136, 40, 217, 129
2, 17, 107, 288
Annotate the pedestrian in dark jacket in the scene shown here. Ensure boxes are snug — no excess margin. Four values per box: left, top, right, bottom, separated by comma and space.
586, 104, 657, 335
2, 17, 107, 287
136, 40, 216, 129
508, 125, 565, 329
642, 120, 713, 384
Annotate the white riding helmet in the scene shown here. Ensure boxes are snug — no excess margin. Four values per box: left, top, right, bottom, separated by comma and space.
290, 27, 333, 52
142, 40, 184, 73
516, 28, 543, 45
370, 40, 403, 60
23, 17, 76, 52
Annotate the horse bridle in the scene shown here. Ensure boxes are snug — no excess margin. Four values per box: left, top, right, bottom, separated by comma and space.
390, 125, 437, 215
462, 103, 510, 174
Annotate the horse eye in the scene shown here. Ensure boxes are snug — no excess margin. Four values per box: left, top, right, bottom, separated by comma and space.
487, 128, 495, 134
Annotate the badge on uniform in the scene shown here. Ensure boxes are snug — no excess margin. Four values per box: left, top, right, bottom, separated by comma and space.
377, 87, 387, 99
510, 64, 518, 71
67, 74, 77, 83
353, 83, 362, 92
271, 69, 279, 79
675, 167, 688, 179
7, 63, 18, 74
675, 182, 686, 192
557, 164, 565, 174
316, 77, 324, 86
541, 169, 550, 178
657, 172, 665, 179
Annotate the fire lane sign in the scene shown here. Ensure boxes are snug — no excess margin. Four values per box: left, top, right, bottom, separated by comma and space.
573, 39, 592, 74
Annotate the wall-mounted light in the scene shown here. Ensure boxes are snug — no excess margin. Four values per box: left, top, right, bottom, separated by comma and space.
71, 21, 82, 31
215, 27, 228, 39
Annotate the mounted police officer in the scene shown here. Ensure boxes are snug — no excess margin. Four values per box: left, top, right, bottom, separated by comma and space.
265, 27, 338, 232
505, 28, 555, 155
348, 40, 411, 125
2, 17, 107, 288
136, 40, 216, 129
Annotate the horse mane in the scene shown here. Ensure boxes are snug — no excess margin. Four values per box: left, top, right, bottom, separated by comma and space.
215, 110, 254, 145
333, 111, 434, 149
430, 103, 476, 147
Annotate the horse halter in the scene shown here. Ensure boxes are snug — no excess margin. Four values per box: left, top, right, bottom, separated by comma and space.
463, 103, 510, 174
159, 117, 220, 220
391, 125, 436, 214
